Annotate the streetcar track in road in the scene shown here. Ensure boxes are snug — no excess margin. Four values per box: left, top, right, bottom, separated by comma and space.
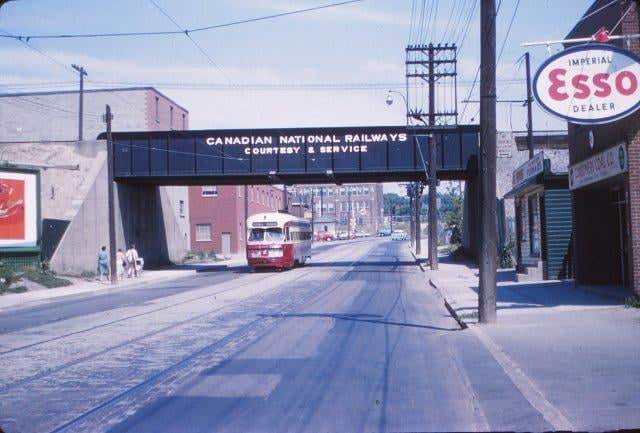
0, 242, 356, 357
0, 268, 322, 394
45, 243, 378, 433
0, 271, 285, 357
0, 243, 363, 396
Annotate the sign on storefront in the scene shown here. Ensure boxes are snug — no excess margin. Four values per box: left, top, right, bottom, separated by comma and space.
569, 143, 628, 190
513, 152, 545, 188
533, 44, 640, 124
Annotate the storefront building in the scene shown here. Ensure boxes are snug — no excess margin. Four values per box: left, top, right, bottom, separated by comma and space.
564, 0, 640, 294
505, 153, 572, 281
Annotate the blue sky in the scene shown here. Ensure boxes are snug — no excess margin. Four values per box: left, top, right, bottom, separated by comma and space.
0, 0, 595, 193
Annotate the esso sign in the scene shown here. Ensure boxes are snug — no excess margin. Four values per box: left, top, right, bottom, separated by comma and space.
533, 44, 640, 124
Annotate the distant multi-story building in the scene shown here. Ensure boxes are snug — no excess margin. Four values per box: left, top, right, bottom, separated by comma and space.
288, 183, 384, 234
188, 185, 291, 257
0, 87, 188, 141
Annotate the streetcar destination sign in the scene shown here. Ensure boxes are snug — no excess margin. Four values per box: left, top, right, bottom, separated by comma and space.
533, 44, 640, 125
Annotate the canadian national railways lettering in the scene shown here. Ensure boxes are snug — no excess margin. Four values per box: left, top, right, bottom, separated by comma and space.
206, 131, 406, 157
207, 132, 407, 147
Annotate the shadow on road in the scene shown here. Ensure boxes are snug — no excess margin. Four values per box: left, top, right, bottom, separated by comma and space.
258, 312, 462, 331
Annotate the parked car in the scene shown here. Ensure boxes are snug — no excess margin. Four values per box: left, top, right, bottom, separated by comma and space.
336, 232, 349, 240
391, 230, 408, 241
354, 231, 370, 238
377, 229, 391, 237
314, 231, 334, 241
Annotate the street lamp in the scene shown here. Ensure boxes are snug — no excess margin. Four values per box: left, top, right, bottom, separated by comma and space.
385, 89, 407, 110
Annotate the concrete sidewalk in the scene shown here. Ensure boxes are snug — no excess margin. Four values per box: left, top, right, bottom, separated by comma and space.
0, 256, 249, 313
425, 255, 640, 431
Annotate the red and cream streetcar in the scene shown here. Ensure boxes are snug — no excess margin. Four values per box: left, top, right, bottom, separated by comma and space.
246, 212, 312, 269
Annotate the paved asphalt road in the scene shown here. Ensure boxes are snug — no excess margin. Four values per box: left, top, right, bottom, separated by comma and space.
0, 239, 551, 433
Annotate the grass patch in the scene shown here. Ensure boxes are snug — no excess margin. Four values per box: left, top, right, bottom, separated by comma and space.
2, 285, 28, 294
22, 268, 72, 288
459, 310, 478, 320
625, 294, 640, 309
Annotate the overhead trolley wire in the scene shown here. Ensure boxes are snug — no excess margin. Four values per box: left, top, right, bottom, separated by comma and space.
0, 0, 364, 41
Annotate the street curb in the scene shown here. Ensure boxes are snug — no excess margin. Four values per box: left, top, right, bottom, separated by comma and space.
0, 271, 195, 313
409, 249, 426, 272
428, 278, 468, 330
410, 246, 468, 330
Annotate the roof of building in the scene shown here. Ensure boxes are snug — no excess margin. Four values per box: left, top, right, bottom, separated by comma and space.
566, 0, 620, 42
0, 86, 189, 113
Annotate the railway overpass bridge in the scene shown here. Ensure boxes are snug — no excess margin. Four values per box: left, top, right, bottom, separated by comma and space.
98, 124, 481, 267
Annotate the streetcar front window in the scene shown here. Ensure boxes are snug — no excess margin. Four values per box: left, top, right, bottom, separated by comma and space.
249, 227, 285, 242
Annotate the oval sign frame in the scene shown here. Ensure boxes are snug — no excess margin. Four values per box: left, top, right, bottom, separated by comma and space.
533, 43, 640, 125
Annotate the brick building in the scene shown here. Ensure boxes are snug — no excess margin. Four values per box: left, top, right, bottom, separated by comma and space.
288, 183, 384, 234
565, 0, 640, 295
188, 185, 290, 256
0, 87, 192, 272
0, 87, 188, 141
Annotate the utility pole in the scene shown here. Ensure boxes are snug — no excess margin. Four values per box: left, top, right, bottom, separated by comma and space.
72, 64, 87, 141
310, 191, 315, 235
347, 188, 352, 239
478, 0, 498, 324
104, 105, 117, 285
415, 183, 423, 256
407, 184, 415, 249
283, 185, 288, 212
525, 52, 534, 159
244, 185, 248, 247
427, 44, 438, 269
319, 187, 324, 218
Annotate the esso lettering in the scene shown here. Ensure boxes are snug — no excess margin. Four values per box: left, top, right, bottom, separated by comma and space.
547, 68, 638, 101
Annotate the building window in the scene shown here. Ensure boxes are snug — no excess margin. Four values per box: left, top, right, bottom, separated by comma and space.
182, 113, 186, 130
201, 186, 218, 197
195, 223, 212, 241
155, 96, 159, 122
179, 200, 185, 217
170, 105, 174, 129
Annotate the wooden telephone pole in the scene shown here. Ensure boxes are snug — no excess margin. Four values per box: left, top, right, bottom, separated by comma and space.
478, 0, 498, 323
104, 105, 117, 284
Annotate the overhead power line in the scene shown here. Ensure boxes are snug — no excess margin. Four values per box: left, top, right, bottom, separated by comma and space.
0, 0, 364, 41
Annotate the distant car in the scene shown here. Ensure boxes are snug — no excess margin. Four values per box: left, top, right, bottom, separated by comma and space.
377, 229, 391, 237
354, 231, 370, 238
391, 230, 407, 241
314, 231, 334, 241
336, 232, 349, 240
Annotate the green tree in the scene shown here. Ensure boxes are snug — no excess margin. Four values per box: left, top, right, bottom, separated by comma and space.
383, 193, 410, 216
439, 187, 463, 245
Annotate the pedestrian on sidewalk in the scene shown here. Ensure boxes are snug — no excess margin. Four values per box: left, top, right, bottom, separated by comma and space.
97, 246, 110, 283
116, 248, 126, 279
126, 244, 139, 278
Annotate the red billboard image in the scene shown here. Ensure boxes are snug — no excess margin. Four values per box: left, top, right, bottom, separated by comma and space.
0, 178, 25, 240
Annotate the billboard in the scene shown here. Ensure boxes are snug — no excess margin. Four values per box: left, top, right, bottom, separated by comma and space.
533, 44, 640, 125
0, 169, 39, 248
